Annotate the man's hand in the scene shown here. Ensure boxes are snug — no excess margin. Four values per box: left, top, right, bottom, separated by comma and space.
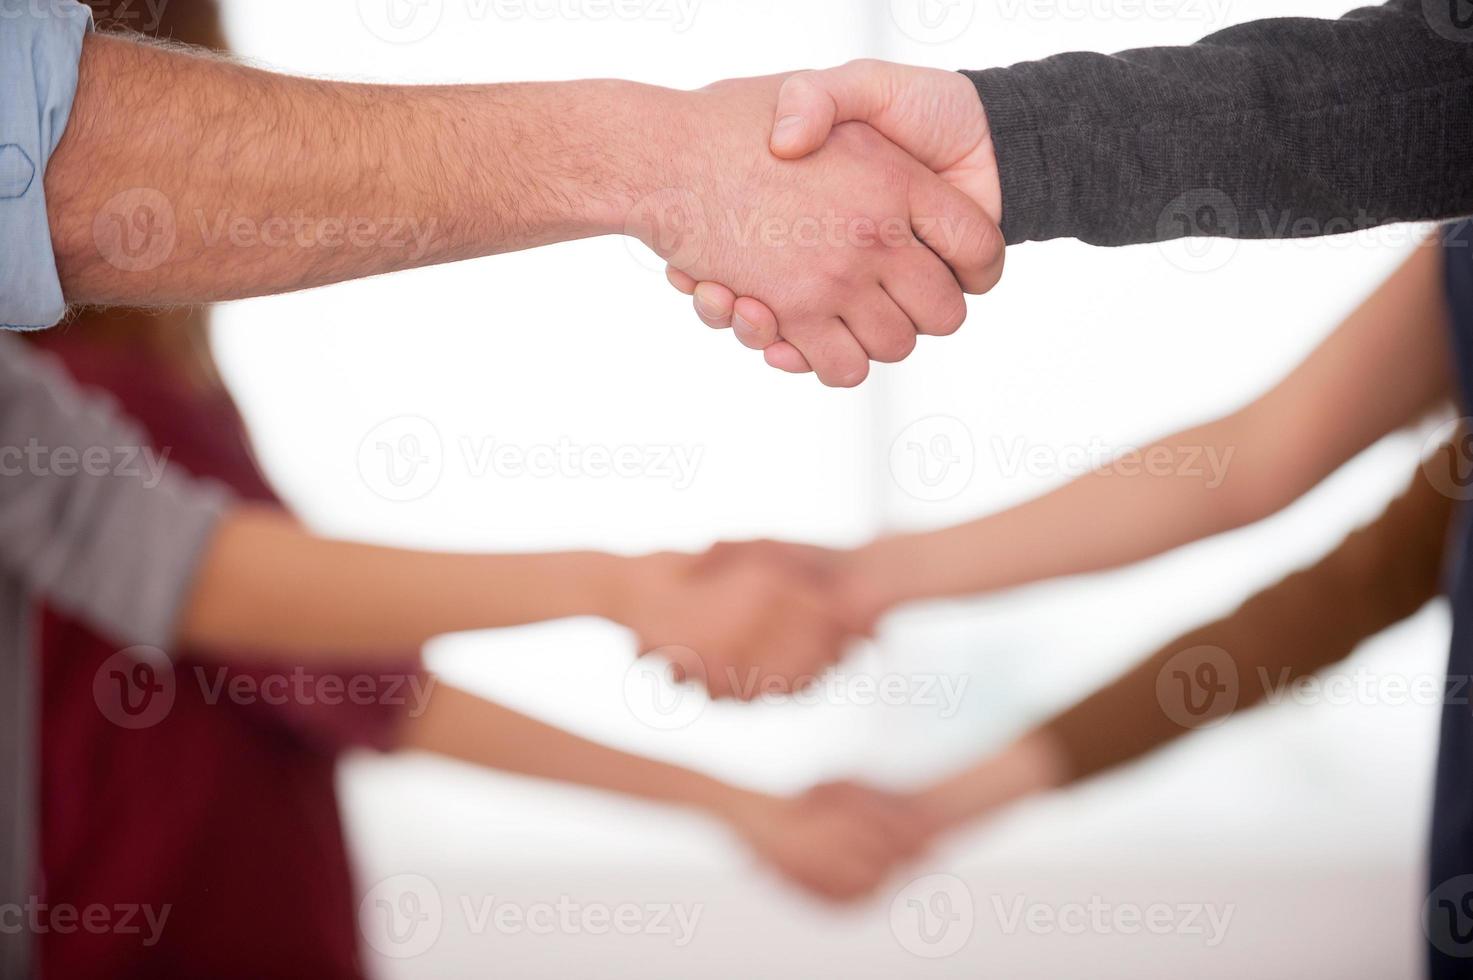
725, 782, 930, 902
51, 40, 987, 388
612, 551, 853, 700
636, 73, 1001, 387
666, 61, 1003, 375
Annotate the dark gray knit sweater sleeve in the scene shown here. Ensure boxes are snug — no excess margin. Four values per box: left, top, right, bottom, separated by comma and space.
965, 0, 1473, 247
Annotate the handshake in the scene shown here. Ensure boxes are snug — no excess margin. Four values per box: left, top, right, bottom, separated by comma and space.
612, 539, 952, 902
617, 538, 898, 701
622, 61, 1004, 388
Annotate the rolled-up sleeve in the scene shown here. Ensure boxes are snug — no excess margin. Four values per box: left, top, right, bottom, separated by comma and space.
0, 333, 231, 650
0, 0, 90, 331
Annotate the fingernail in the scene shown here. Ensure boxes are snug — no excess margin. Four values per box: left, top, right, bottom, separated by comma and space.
772, 115, 804, 146
732, 312, 758, 344
696, 297, 723, 320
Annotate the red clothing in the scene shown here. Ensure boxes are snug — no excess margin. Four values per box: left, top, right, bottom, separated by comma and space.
34, 337, 419, 980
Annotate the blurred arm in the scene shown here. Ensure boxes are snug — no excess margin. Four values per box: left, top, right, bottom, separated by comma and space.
175, 506, 633, 659
918, 438, 1458, 829
857, 240, 1454, 610
401, 682, 926, 902
402, 682, 763, 815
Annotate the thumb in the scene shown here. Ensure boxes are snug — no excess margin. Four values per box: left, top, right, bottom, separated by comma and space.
770, 61, 894, 159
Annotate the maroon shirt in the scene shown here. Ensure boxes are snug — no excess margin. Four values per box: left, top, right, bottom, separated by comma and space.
34, 337, 419, 979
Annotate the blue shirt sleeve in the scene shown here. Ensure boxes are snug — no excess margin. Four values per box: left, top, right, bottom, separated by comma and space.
0, 1, 91, 331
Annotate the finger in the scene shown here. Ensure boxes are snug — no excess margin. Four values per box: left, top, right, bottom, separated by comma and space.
764, 341, 812, 374
849, 793, 930, 858
694, 281, 736, 330
845, 288, 917, 364
818, 858, 879, 903
785, 318, 870, 388
880, 247, 969, 338
908, 174, 1005, 295
666, 265, 698, 295
771, 61, 896, 160
731, 296, 780, 350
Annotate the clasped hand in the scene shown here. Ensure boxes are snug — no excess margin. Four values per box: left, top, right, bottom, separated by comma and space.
628, 62, 1003, 387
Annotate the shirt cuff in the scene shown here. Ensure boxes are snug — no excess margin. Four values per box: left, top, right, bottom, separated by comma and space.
961, 67, 1051, 248
0, 1, 92, 331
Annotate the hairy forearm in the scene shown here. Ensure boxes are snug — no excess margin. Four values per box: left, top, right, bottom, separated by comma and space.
176, 506, 628, 659
47, 33, 679, 305
403, 683, 763, 817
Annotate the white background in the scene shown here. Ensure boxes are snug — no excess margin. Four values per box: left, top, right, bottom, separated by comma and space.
213, 1, 1450, 976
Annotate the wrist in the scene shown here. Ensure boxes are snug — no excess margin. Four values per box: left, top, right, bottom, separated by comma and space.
689, 778, 777, 831
574, 80, 700, 239
920, 730, 1071, 832
596, 552, 653, 626
850, 534, 928, 613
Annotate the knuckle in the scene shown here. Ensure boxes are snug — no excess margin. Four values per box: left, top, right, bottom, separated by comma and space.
930, 298, 968, 337
873, 328, 917, 364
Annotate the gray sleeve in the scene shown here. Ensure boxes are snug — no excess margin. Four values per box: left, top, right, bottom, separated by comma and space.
966, 0, 1473, 246
0, 333, 232, 649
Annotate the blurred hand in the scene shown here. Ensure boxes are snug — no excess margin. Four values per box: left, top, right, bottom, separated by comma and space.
667, 61, 1003, 375
727, 782, 932, 902
701, 538, 894, 636
615, 551, 852, 700
639, 73, 1000, 386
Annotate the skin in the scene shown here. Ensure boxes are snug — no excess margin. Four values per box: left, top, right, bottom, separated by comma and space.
708, 240, 1455, 628
176, 507, 848, 701
46, 39, 1000, 386
667, 61, 1003, 374
704, 237, 1458, 846
402, 684, 927, 903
